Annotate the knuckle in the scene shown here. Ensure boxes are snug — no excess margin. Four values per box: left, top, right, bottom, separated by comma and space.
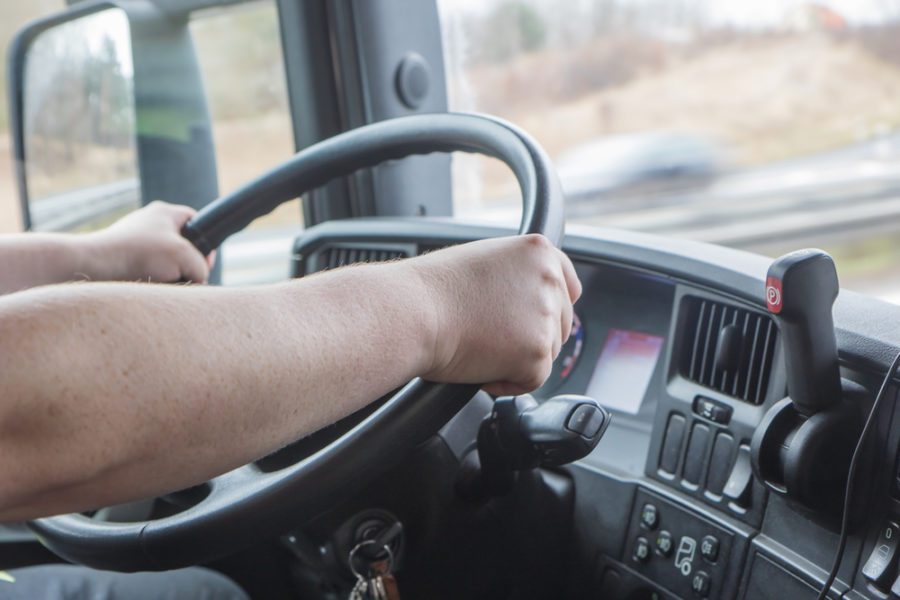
540, 266, 560, 287
525, 361, 551, 390
522, 233, 551, 253
537, 297, 555, 318
174, 240, 197, 262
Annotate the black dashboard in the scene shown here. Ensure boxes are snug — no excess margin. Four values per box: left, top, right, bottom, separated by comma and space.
292, 217, 900, 600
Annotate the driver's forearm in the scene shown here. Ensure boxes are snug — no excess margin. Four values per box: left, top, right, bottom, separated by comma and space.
0, 262, 435, 521
0, 233, 104, 294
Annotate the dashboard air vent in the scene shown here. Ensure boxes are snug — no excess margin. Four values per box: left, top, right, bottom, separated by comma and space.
305, 243, 414, 274
680, 297, 777, 405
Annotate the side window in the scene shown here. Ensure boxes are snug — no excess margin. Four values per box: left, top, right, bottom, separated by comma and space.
190, 1, 300, 286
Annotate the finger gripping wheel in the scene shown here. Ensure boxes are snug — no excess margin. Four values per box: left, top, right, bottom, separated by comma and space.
752, 249, 868, 522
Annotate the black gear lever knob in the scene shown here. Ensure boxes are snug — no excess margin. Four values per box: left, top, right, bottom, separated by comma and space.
766, 249, 841, 415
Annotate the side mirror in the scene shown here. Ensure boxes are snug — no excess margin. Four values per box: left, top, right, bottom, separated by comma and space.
18, 8, 139, 232
7, 1, 219, 239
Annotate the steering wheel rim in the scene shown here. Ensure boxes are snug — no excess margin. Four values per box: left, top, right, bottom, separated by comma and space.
29, 112, 565, 571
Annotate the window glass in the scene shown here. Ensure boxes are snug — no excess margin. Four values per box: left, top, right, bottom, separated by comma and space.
440, 0, 900, 301
190, 0, 299, 285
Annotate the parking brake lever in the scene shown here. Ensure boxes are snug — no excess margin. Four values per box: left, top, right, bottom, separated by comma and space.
752, 249, 869, 523
765, 249, 842, 415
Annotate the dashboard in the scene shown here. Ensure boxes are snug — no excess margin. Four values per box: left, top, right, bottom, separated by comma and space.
292, 218, 900, 600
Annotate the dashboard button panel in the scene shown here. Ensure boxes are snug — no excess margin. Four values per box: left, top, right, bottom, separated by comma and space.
625, 489, 733, 599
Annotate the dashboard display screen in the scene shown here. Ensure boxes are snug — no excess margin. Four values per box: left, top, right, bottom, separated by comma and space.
585, 329, 665, 414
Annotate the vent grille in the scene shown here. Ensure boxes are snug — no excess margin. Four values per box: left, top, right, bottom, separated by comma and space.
681, 297, 778, 405
307, 244, 412, 274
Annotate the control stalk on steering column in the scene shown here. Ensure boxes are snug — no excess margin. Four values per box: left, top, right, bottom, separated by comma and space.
457, 394, 611, 501
751, 249, 868, 520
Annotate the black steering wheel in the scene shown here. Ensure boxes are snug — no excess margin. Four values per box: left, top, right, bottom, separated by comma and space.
29, 112, 564, 571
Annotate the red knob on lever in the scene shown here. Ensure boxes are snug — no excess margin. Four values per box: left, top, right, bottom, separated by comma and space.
766, 249, 841, 416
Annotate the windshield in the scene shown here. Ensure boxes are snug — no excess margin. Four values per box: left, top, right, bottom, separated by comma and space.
439, 0, 900, 302
3, 2, 900, 300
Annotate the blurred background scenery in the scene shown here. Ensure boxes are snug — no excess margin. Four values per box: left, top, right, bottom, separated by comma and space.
5, 0, 900, 296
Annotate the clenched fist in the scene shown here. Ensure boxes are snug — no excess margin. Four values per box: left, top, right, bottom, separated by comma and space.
86, 201, 215, 284
410, 234, 581, 395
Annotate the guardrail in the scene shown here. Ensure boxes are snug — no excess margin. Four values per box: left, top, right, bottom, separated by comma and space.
31, 179, 140, 232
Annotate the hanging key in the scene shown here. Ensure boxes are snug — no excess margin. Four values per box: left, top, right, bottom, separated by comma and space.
348, 575, 369, 600
348, 540, 396, 600
370, 556, 400, 600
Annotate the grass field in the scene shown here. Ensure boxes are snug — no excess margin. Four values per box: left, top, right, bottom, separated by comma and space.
452, 33, 900, 204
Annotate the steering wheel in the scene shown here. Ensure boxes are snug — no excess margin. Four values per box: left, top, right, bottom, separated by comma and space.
29, 112, 564, 571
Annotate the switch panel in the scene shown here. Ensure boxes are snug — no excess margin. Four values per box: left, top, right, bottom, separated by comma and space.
625, 489, 734, 599
649, 409, 765, 528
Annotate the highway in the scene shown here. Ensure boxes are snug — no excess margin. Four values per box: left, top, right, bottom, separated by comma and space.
568, 134, 900, 254
461, 136, 900, 254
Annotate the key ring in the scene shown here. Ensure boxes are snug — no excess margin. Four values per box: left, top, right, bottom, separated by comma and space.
349, 539, 395, 579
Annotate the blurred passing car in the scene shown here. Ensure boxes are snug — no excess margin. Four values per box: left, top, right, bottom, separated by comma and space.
556, 132, 722, 203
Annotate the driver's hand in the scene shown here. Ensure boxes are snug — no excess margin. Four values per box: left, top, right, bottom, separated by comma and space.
412, 234, 581, 396
87, 201, 215, 284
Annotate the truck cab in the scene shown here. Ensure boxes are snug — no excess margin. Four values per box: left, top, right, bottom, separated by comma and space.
3, 1, 900, 599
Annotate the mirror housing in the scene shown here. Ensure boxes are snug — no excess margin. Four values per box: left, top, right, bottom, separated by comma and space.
7, 0, 219, 233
